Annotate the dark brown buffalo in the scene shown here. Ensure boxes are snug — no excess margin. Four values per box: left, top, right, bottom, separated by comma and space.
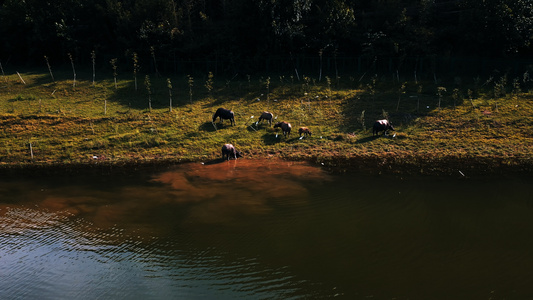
258, 111, 274, 126
372, 119, 395, 136
213, 108, 235, 126
274, 121, 292, 137
298, 127, 312, 137
221, 144, 242, 160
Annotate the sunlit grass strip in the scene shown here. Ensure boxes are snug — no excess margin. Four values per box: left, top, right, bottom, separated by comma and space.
0, 71, 532, 175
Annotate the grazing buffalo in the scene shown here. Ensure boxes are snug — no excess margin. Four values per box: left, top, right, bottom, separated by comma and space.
372, 119, 395, 136
298, 127, 312, 137
274, 121, 292, 137
221, 144, 242, 160
213, 107, 235, 126
258, 111, 274, 126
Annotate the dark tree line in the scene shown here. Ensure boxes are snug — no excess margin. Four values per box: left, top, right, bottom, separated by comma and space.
1, 0, 532, 75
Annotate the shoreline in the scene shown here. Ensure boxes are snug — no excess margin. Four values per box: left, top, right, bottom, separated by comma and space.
2, 73, 533, 179
1, 153, 532, 177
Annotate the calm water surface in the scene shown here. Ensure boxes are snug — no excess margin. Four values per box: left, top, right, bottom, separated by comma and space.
1, 159, 533, 299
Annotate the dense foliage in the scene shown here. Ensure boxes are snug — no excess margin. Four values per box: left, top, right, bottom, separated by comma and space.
1, 0, 533, 74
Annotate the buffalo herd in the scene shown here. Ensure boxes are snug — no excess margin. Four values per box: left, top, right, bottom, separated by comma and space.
213, 107, 396, 160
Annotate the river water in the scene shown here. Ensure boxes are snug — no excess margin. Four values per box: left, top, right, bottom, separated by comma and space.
1, 159, 532, 299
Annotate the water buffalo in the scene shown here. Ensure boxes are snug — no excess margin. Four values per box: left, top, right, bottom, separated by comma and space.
298, 127, 312, 137
258, 111, 274, 126
373, 119, 395, 136
274, 121, 292, 137
213, 107, 235, 126
221, 143, 242, 160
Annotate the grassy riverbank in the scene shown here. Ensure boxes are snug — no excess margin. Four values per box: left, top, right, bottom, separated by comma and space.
1, 70, 532, 175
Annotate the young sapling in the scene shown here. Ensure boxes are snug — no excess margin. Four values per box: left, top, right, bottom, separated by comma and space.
150, 46, 159, 77
16, 71, 26, 84
145, 75, 152, 112
0, 61, 5, 80
396, 82, 406, 111
318, 48, 323, 82
265, 76, 271, 107
452, 88, 460, 109
512, 77, 520, 104
167, 78, 173, 112
91, 50, 96, 86
417, 85, 422, 112
205, 71, 214, 98
187, 75, 194, 106
44, 55, 54, 82
68, 53, 76, 87
437, 87, 446, 110
467, 89, 475, 111
28, 140, 34, 160
132, 52, 139, 91
110, 58, 118, 89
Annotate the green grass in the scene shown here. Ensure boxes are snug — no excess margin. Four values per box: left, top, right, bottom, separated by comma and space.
1, 70, 532, 174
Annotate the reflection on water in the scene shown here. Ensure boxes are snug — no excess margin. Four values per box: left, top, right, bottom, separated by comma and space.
152, 159, 320, 224
1, 159, 533, 299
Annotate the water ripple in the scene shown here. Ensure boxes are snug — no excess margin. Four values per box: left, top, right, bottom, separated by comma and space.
2, 164, 533, 299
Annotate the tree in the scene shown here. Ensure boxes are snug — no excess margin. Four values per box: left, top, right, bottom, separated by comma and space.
457, 0, 533, 56
0, 0, 532, 69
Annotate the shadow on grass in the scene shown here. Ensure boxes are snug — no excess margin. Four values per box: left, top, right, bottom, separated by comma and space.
198, 121, 236, 132
106, 76, 229, 110
356, 133, 405, 143
244, 121, 276, 132
17, 69, 77, 87
211, 98, 229, 106
355, 136, 378, 144
199, 122, 217, 132
256, 123, 273, 130
245, 124, 259, 132
261, 133, 280, 145
261, 132, 297, 145
245, 122, 265, 132
340, 88, 453, 140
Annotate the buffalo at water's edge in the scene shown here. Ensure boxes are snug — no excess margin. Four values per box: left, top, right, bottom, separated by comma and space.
221, 144, 242, 160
